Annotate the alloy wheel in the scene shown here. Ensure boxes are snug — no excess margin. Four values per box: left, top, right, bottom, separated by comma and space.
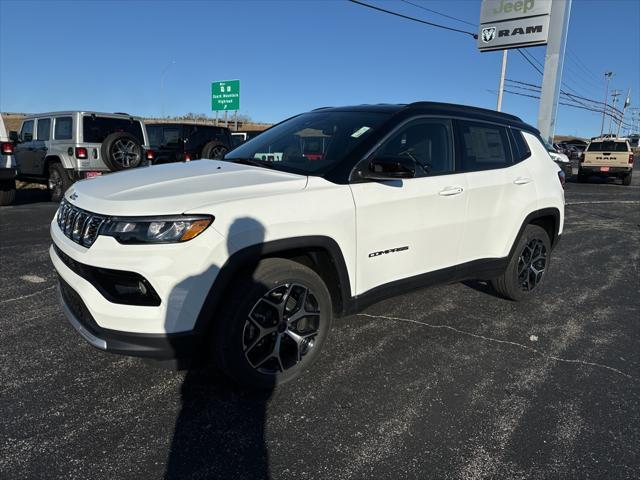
242, 283, 320, 375
210, 145, 227, 159
517, 238, 547, 291
111, 139, 140, 168
49, 169, 62, 198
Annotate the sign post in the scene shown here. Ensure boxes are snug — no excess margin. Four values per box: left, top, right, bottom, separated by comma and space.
211, 80, 240, 113
536, 0, 572, 144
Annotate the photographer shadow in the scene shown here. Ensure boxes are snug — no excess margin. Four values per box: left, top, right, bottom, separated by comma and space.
164, 217, 273, 479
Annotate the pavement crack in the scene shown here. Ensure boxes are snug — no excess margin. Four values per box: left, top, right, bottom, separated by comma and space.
357, 313, 636, 381
0, 285, 56, 304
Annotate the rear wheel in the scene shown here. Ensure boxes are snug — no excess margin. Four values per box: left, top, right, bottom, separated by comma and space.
0, 179, 16, 206
622, 171, 632, 186
491, 224, 551, 301
201, 142, 228, 160
48, 163, 73, 202
577, 171, 587, 183
212, 258, 332, 389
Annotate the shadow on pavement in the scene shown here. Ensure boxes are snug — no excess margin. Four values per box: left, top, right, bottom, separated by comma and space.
165, 217, 274, 479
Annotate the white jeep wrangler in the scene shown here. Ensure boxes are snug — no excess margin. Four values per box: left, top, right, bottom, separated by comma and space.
50, 103, 565, 388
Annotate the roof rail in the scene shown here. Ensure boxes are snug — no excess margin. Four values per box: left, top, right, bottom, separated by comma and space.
406, 101, 523, 123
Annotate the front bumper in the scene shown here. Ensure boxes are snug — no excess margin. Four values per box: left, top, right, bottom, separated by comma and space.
58, 275, 195, 358
50, 213, 228, 357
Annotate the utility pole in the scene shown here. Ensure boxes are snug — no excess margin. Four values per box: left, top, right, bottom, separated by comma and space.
600, 71, 613, 136
496, 50, 507, 112
616, 88, 631, 138
537, 0, 572, 144
608, 90, 621, 135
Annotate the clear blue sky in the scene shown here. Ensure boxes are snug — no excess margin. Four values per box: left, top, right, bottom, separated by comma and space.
1, 0, 638, 137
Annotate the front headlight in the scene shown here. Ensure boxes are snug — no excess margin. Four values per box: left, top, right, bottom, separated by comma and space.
101, 215, 213, 244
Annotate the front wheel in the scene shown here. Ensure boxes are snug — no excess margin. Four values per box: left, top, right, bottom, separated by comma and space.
212, 258, 332, 389
491, 224, 551, 301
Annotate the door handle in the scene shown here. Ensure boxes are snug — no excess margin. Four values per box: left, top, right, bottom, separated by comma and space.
513, 177, 532, 185
439, 186, 464, 197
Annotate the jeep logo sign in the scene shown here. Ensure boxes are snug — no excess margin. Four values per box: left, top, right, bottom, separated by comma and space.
478, 0, 552, 52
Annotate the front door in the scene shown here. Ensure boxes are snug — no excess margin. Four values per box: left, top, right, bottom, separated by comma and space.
349, 118, 468, 296
13, 119, 36, 176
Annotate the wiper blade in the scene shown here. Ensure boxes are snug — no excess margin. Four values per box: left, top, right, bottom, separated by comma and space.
228, 157, 275, 169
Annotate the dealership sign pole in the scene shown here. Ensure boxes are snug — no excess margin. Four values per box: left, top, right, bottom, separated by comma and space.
536, 0, 571, 144
478, 0, 571, 142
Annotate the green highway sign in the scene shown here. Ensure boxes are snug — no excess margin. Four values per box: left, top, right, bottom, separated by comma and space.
211, 80, 240, 111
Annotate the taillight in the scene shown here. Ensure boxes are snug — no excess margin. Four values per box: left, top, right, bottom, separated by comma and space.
184, 153, 192, 161
558, 170, 566, 189
1, 142, 13, 155
630, 154, 634, 164
75, 147, 88, 159
146, 149, 155, 161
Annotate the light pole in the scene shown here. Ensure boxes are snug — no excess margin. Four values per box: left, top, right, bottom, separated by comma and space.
600, 71, 613, 136
160, 60, 176, 118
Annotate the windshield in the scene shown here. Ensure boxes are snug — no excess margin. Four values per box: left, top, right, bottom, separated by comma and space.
225, 111, 390, 175
587, 141, 629, 152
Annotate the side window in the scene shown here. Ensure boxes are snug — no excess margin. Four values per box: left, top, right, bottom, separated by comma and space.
510, 129, 531, 162
163, 127, 181, 146
458, 121, 512, 171
36, 118, 51, 141
20, 120, 34, 142
54, 117, 73, 140
377, 119, 454, 176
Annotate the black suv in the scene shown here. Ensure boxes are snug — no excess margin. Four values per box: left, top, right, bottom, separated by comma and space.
146, 123, 232, 163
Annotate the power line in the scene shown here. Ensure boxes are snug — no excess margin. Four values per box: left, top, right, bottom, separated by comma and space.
398, 0, 477, 27
347, 0, 478, 38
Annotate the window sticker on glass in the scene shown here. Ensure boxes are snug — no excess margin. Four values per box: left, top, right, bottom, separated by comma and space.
351, 126, 371, 138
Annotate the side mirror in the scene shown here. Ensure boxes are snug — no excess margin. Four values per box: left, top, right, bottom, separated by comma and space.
365, 155, 416, 180
9, 131, 19, 143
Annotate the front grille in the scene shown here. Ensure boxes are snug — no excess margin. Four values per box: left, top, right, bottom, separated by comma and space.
56, 200, 106, 247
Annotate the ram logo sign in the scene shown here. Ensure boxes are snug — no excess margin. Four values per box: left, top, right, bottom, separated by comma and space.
481, 27, 497, 43
477, 0, 552, 52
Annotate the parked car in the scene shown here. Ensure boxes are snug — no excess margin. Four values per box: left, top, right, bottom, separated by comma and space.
545, 141, 571, 177
0, 115, 17, 205
13, 112, 153, 202
51, 102, 565, 388
146, 123, 232, 163
579, 138, 634, 185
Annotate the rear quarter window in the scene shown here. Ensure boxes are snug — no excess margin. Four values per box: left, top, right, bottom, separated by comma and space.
587, 141, 629, 152
54, 117, 73, 140
510, 129, 531, 162
82, 116, 144, 144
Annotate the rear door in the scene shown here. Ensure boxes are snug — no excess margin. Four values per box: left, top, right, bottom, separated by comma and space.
350, 117, 468, 295
455, 120, 537, 264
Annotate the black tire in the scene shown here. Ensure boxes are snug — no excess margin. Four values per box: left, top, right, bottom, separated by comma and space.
0, 179, 16, 206
491, 224, 551, 301
212, 258, 333, 389
622, 171, 632, 186
201, 141, 228, 160
577, 171, 587, 183
48, 163, 73, 202
101, 132, 143, 171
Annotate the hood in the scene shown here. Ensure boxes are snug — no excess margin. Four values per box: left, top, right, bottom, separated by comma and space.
66, 160, 307, 216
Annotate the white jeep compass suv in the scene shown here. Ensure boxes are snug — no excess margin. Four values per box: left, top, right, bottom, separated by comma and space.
50, 103, 565, 388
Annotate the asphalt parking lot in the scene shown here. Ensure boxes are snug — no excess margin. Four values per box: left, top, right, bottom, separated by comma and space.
1, 176, 639, 480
